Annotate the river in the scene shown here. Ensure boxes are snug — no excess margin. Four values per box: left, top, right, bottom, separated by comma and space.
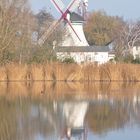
0, 82, 140, 140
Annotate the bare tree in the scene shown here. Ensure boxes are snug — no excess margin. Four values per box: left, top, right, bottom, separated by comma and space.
126, 22, 140, 49
114, 21, 140, 60
0, 1, 63, 64
0, 0, 35, 64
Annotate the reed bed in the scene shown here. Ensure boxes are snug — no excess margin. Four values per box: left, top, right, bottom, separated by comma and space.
0, 63, 140, 82
0, 66, 7, 81
83, 64, 100, 81
6, 63, 28, 81
30, 64, 45, 81
44, 63, 55, 81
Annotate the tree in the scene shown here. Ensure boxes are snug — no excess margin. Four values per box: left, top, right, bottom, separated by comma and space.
36, 9, 53, 37
84, 11, 125, 46
0, 0, 33, 64
36, 9, 63, 46
0, 1, 63, 64
124, 21, 140, 49
114, 21, 140, 60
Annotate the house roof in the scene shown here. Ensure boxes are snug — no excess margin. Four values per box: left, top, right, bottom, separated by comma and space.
70, 12, 84, 22
55, 46, 111, 53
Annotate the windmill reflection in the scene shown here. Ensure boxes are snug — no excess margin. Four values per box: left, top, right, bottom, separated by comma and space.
61, 101, 88, 140
38, 100, 89, 140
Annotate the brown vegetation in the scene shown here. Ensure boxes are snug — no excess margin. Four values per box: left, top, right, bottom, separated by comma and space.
0, 63, 140, 82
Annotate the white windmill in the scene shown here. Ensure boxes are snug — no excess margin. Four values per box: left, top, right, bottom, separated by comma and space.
38, 0, 89, 47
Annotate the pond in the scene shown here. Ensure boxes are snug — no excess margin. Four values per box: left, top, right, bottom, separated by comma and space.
0, 82, 140, 140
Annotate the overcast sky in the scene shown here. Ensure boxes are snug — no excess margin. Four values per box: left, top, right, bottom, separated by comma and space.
30, 0, 140, 20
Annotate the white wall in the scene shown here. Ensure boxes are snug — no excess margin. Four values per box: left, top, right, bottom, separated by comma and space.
94, 52, 109, 64
131, 46, 140, 59
62, 22, 89, 47
57, 52, 112, 64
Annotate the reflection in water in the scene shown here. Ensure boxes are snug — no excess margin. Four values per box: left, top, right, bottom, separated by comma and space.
0, 82, 140, 140
62, 101, 88, 139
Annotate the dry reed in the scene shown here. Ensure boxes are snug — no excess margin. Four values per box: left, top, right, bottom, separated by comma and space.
6, 63, 28, 81
29, 64, 45, 81
0, 63, 139, 82
0, 66, 7, 81
44, 63, 55, 81
66, 64, 84, 81
82, 64, 99, 81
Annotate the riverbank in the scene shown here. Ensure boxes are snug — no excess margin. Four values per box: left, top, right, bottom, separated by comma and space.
0, 63, 140, 82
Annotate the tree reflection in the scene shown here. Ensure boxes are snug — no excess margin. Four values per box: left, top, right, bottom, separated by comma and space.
85, 99, 138, 135
0, 97, 18, 140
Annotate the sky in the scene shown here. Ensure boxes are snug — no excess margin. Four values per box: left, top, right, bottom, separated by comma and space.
30, 0, 140, 20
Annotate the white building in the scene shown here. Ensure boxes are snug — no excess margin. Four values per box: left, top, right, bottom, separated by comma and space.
55, 45, 115, 64
130, 46, 140, 59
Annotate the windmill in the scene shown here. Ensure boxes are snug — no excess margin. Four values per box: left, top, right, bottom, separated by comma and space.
38, 0, 89, 46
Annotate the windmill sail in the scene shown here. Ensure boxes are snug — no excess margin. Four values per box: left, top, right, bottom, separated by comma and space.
38, 0, 83, 46
50, 0, 65, 12
38, 21, 58, 45
68, 0, 81, 12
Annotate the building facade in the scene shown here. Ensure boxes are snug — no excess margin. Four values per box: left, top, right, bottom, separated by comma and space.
130, 46, 140, 59
55, 45, 115, 64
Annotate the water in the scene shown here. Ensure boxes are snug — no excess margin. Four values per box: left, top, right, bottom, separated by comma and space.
0, 82, 140, 140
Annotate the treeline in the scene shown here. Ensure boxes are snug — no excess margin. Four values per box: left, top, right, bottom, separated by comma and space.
0, 1, 140, 64
84, 11, 140, 61
0, 0, 62, 65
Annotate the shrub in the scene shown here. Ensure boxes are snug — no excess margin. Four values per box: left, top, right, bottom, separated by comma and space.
132, 58, 140, 64
123, 54, 134, 63
62, 57, 75, 64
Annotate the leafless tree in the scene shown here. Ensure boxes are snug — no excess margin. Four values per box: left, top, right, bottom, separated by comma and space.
114, 21, 140, 59
0, 0, 35, 63
126, 22, 140, 49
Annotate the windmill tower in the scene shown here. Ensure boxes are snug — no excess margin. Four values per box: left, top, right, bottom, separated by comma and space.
38, 0, 89, 47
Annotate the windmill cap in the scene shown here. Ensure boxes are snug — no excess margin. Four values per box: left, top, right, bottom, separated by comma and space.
70, 12, 84, 22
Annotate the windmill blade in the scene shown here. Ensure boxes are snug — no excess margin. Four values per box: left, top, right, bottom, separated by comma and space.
38, 18, 63, 46
67, 0, 80, 12
50, 0, 65, 13
65, 18, 81, 42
